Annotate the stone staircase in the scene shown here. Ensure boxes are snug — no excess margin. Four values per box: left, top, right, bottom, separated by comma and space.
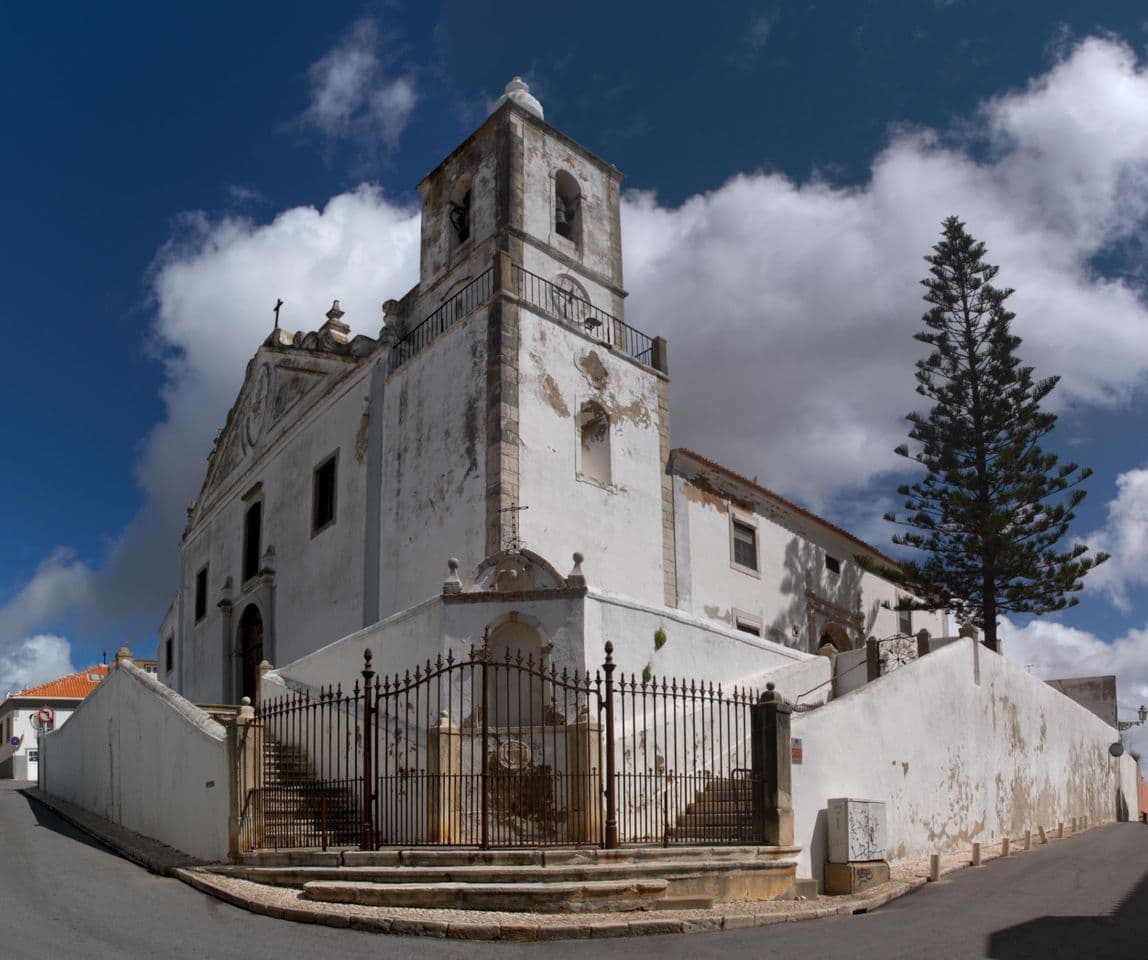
206, 845, 799, 913
257, 737, 360, 850
667, 776, 757, 843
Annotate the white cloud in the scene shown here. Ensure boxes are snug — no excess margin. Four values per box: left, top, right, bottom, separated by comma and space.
300, 18, 417, 150
1084, 467, 1148, 610
1001, 616, 1148, 758
622, 35, 1148, 508
0, 551, 88, 698
0, 635, 76, 699
0, 549, 91, 642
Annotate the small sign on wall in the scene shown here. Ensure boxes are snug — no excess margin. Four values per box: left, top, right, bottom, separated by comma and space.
791, 737, 803, 764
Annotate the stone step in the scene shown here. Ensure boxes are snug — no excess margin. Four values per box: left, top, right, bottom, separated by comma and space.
209, 856, 787, 890
302, 878, 671, 913
666, 827, 758, 842
676, 811, 755, 828
238, 843, 794, 868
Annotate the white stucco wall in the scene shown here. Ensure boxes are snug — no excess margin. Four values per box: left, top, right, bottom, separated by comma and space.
381, 311, 489, 619
179, 349, 374, 703
791, 639, 1138, 886
517, 314, 666, 608
39, 663, 230, 861
672, 467, 946, 652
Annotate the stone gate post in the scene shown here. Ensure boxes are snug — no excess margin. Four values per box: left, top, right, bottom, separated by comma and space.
566, 706, 604, 843
227, 696, 262, 860
427, 710, 462, 843
751, 683, 794, 846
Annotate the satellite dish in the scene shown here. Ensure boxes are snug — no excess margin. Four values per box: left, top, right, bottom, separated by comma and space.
1109, 742, 1125, 758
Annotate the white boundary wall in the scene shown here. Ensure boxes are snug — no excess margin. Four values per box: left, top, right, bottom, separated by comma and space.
792, 638, 1141, 886
39, 662, 231, 861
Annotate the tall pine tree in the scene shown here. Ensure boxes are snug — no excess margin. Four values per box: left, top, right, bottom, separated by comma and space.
882, 216, 1106, 651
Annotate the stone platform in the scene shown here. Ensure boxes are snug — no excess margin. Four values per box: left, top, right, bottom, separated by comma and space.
206, 844, 800, 912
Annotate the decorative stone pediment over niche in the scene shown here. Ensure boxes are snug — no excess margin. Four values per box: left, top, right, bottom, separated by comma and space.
465, 549, 566, 594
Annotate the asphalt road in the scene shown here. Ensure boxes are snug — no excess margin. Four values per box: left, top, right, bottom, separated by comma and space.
2, 780, 1145, 959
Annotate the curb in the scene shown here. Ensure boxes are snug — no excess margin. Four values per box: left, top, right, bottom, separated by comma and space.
172, 867, 927, 941
19, 787, 201, 877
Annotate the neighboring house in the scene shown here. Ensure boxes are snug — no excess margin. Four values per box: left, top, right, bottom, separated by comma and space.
0, 665, 111, 780
161, 78, 946, 705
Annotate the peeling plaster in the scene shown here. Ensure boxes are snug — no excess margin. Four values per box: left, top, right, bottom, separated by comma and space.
576, 350, 609, 391
538, 371, 570, 419
703, 604, 733, 625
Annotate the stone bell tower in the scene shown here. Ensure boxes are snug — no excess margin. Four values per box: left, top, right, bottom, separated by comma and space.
379, 79, 673, 618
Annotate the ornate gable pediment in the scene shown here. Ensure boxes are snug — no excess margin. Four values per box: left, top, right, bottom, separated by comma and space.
186, 345, 361, 533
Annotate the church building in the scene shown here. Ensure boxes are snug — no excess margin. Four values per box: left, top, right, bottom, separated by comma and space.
161, 79, 945, 705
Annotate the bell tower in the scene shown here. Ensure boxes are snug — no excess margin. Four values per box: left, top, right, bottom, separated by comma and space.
412, 77, 626, 325
379, 79, 674, 619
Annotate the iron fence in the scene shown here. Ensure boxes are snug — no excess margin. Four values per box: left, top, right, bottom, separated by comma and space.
244, 637, 772, 851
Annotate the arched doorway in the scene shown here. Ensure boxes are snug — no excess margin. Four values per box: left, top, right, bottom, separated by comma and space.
485, 617, 548, 726
238, 604, 264, 704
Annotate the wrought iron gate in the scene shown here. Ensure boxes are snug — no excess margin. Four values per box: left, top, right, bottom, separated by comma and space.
247, 637, 774, 851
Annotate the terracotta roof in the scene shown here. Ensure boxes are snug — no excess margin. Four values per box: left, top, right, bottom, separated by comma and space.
13, 664, 110, 700
670, 448, 900, 570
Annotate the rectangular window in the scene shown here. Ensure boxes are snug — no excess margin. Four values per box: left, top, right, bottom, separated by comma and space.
312, 453, 338, 535
735, 616, 762, 637
194, 566, 208, 623
825, 555, 841, 574
165, 636, 174, 674
27, 750, 38, 764
732, 519, 758, 572
243, 501, 263, 582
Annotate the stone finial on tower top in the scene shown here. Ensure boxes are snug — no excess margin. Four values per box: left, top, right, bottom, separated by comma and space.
493, 76, 543, 121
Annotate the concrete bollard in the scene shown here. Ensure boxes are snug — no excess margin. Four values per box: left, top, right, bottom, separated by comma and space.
1057, 822, 1064, 839
971, 843, 982, 866
1024, 830, 1032, 851
1001, 837, 1010, 857
1071, 817, 1077, 833
1038, 825, 1048, 844
928, 854, 941, 882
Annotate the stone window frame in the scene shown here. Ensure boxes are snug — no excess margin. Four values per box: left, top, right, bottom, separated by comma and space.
733, 609, 763, 637
241, 495, 264, 586
194, 565, 208, 623
311, 449, 339, 538
552, 167, 583, 255
729, 511, 761, 579
574, 397, 614, 492
448, 175, 474, 252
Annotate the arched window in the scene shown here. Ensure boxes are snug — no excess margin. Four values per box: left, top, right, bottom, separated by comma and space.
448, 177, 472, 248
554, 170, 581, 245
578, 400, 611, 486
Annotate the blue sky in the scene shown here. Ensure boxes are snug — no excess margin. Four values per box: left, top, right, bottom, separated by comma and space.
3, 1, 1148, 745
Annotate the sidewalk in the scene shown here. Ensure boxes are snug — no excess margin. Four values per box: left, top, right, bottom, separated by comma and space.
21, 786, 1071, 941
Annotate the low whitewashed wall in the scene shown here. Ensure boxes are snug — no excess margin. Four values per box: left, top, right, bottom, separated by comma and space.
275, 597, 444, 694
39, 662, 230, 861
585, 590, 816, 686
792, 638, 1140, 886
